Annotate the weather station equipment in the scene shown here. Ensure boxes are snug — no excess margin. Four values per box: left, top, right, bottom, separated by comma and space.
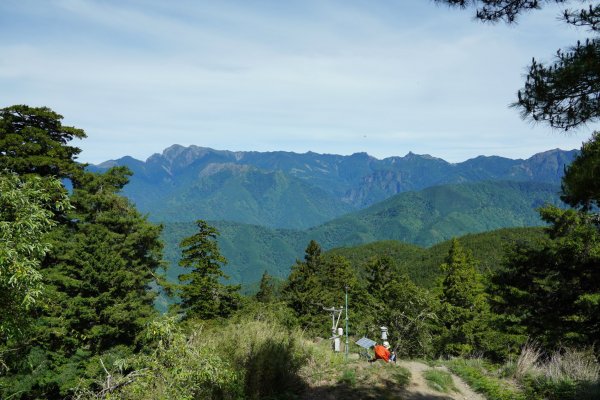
323, 306, 344, 352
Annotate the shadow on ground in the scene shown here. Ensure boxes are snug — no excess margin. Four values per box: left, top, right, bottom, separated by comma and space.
298, 379, 455, 400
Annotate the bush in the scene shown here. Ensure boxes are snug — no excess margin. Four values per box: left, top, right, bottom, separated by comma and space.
73, 305, 310, 400
338, 369, 357, 387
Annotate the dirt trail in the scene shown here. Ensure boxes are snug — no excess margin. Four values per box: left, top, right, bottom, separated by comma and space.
398, 360, 485, 400
300, 358, 485, 400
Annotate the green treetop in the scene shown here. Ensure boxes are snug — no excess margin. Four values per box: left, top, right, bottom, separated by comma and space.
178, 220, 240, 320
437, 239, 490, 356
256, 271, 275, 303
365, 256, 438, 358
561, 131, 600, 210
0, 105, 86, 178
282, 240, 322, 317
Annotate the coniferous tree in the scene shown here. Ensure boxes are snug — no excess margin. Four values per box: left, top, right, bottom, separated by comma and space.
492, 206, 600, 349
0, 107, 166, 399
437, 239, 491, 356
0, 168, 166, 398
178, 220, 240, 320
282, 241, 365, 332
256, 271, 274, 303
0, 105, 86, 179
365, 256, 437, 357
320, 255, 359, 305
561, 131, 600, 210
282, 240, 323, 322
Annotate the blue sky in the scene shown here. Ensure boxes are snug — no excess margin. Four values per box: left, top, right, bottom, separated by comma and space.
1, 0, 595, 164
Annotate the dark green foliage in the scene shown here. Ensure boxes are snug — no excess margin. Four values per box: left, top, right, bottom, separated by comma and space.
282, 241, 366, 333
1, 167, 164, 398
437, 239, 494, 356
282, 240, 325, 328
47, 168, 163, 351
0, 105, 86, 178
364, 256, 438, 357
0, 106, 166, 399
328, 227, 547, 289
255, 271, 275, 303
516, 38, 600, 130
178, 220, 241, 320
492, 206, 600, 349
561, 131, 600, 210
436, 0, 560, 23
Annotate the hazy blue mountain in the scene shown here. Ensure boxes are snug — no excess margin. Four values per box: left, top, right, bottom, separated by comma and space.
93, 145, 577, 229
160, 180, 564, 286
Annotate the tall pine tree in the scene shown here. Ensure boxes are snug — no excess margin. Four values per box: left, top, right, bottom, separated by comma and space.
177, 220, 240, 320
437, 239, 491, 356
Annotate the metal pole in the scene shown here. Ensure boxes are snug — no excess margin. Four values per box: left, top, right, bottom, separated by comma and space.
345, 285, 349, 362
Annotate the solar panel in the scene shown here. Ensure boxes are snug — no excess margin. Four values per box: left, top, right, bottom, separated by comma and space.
355, 337, 376, 349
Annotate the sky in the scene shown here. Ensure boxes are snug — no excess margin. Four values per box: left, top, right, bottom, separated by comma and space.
1, 0, 596, 164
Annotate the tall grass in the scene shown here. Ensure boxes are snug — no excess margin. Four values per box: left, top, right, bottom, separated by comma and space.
513, 341, 543, 380
513, 343, 600, 400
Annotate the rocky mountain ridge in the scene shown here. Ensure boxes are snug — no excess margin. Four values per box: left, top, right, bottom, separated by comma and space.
93, 145, 577, 229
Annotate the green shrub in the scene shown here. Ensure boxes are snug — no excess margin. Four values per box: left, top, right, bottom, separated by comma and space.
339, 369, 357, 386
423, 368, 458, 393
73, 307, 310, 400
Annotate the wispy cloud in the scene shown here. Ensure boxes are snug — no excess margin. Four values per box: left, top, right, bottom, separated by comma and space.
0, 0, 592, 163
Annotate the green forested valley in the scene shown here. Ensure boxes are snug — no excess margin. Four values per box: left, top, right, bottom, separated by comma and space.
160, 180, 563, 286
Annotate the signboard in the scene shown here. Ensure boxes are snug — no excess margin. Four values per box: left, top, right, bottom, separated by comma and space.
355, 337, 376, 349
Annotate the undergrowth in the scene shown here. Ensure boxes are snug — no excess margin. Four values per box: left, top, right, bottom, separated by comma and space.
446, 358, 526, 400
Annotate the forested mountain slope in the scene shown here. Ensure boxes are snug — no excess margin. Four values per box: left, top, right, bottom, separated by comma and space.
93, 146, 576, 229
161, 181, 563, 285
327, 227, 546, 288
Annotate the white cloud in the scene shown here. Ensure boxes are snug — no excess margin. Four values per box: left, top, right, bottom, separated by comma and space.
0, 0, 592, 164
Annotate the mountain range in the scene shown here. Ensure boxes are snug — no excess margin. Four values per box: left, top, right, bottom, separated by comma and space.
93, 145, 575, 286
94, 145, 577, 229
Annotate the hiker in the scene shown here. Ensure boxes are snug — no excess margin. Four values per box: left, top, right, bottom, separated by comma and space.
371, 342, 391, 363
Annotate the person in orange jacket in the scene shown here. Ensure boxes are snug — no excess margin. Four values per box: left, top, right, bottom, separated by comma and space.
372, 343, 391, 362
